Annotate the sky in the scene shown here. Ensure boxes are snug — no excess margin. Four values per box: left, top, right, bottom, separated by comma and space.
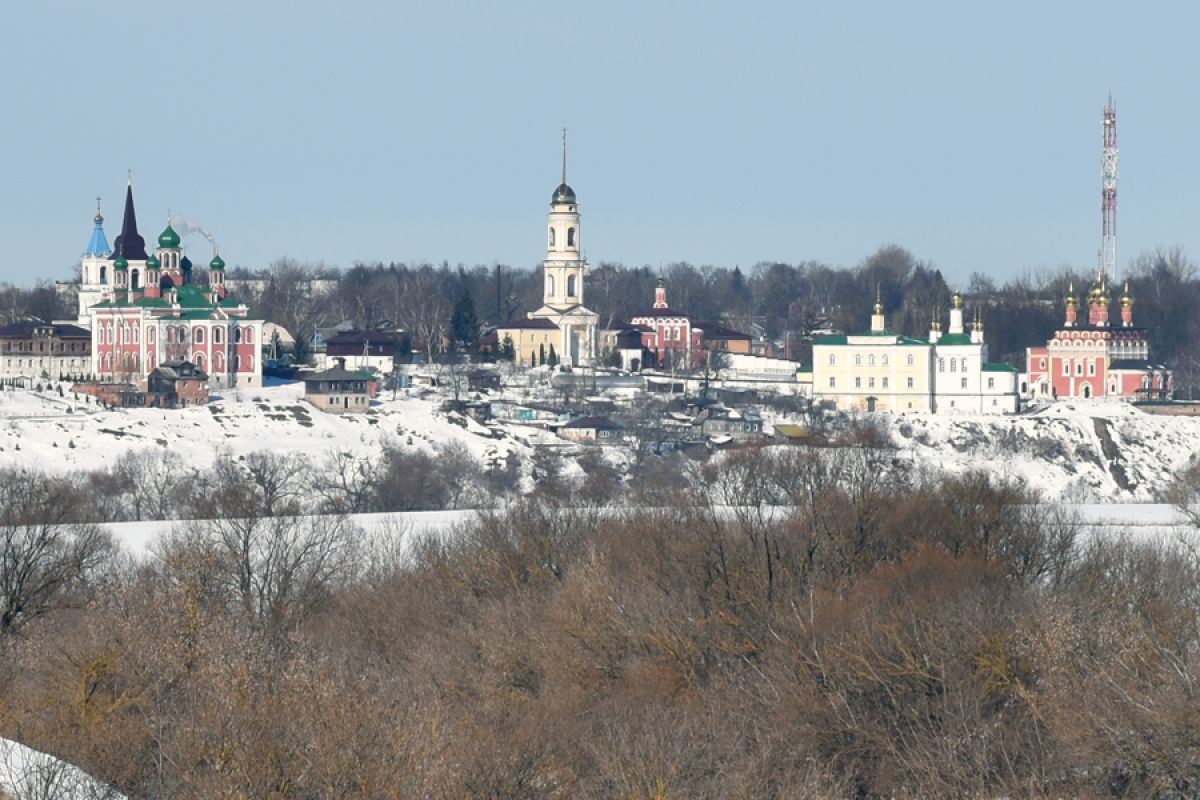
1, 0, 1197, 287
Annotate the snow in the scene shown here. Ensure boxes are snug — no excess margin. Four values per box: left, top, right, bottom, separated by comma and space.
0, 381, 554, 482
0, 736, 124, 799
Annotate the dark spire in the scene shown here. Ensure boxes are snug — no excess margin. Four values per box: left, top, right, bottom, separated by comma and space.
110, 176, 148, 261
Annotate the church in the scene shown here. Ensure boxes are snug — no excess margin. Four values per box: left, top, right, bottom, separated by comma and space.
1024, 274, 1170, 401
80, 179, 263, 389
497, 136, 599, 368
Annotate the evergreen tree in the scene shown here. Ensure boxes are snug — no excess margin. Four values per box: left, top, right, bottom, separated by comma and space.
548, 344, 558, 367
538, 343, 546, 366
498, 334, 516, 361
450, 288, 479, 351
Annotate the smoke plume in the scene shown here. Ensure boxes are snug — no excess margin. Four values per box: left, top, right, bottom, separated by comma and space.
168, 210, 219, 256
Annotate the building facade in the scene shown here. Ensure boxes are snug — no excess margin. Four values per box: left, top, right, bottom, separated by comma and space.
83, 181, 263, 389
1024, 277, 1170, 401
812, 293, 1018, 414
0, 322, 91, 380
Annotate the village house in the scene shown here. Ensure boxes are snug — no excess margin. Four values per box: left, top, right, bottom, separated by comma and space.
558, 416, 624, 444
302, 358, 375, 414
145, 359, 209, 408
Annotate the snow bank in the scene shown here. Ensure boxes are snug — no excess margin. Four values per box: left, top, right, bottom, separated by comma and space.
0, 736, 124, 799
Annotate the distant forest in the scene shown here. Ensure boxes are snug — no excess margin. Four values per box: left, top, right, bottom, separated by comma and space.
9, 243, 1200, 391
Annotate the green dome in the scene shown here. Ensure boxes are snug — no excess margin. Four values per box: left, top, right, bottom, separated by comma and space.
113, 256, 128, 271
209, 253, 226, 271
146, 254, 160, 269
158, 224, 180, 249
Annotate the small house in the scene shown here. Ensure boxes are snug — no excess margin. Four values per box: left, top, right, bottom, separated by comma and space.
559, 416, 624, 444
302, 358, 373, 414
467, 369, 501, 392
146, 359, 209, 408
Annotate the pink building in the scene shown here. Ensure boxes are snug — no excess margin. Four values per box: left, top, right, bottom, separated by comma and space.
1025, 277, 1169, 401
85, 182, 263, 389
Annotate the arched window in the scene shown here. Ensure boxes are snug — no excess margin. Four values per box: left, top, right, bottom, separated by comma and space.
132, 326, 139, 344
567, 227, 576, 246
179, 326, 189, 344
244, 327, 254, 345
195, 354, 204, 369
567, 275, 577, 297
854, 354, 862, 366
882, 354, 889, 366
131, 269, 140, 290
234, 328, 242, 344
214, 327, 223, 344
546, 275, 555, 297
234, 355, 241, 371
99, 265, 108, 284
194, 327, 204, 344
549, 227, 556, 247
214, 352, 224, 371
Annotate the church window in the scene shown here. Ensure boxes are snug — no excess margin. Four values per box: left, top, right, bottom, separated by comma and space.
855, 354, 862, 366
148, 328, 155, 344
907, 377, 914, 388
132, 326, 139, 344
549, 227, 556, 247
567, 227, 576, 247
234, 328, 242, 344
1075, 361, 1082, 375
1088, 361, 1096, 376
194, 328, 204, 344
906, 354, 914, 366
547, 275, 555, 297
131, 269, 140, 290
214, 327, 223, 345
567, 275, 577, 297
244, 327, 254, 345
100, 266, 108, 284
1062, 361, 1069, 376
1040, 358, 1046, 369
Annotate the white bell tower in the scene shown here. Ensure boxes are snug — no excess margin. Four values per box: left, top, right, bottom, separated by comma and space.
542, 129, 587, 308
78, 198, 112, 322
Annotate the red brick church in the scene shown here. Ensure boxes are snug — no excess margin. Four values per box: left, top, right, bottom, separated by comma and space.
1025, 275, 1170, 401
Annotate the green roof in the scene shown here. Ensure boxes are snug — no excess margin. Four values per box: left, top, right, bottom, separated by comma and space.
146, 254, 160, 268
158, 224, 180, 249
935, 333, 973, 345
210, 253, 226, 271
113, 256, 128, 270
982, 363, 1018, 372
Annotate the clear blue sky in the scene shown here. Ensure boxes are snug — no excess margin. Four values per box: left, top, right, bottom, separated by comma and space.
2, 0, 1196, 286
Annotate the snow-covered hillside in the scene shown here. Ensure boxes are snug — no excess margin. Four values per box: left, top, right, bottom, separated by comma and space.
883, 401, 1200, 501
3, 380, 1198, 502
0, 381, 549, 480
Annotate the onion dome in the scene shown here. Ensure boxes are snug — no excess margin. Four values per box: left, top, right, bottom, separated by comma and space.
180, 254, 192, 271
1065, 282, 1077, 304
113, 256, 128, 271
146, 254, 160, 269
952, 291, 963, 309
1121, 280, 1133, 307
158, 222, 180, 248
551, 183, 576, 204
209, 252, 225, 271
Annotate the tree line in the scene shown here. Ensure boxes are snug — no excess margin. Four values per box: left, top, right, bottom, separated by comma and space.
5, 448, 1200, 796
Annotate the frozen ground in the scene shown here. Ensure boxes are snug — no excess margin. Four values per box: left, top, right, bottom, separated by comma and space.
0, 735, 124, 799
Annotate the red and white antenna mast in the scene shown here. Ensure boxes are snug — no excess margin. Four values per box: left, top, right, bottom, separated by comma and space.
1101, 94, 1119, 282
